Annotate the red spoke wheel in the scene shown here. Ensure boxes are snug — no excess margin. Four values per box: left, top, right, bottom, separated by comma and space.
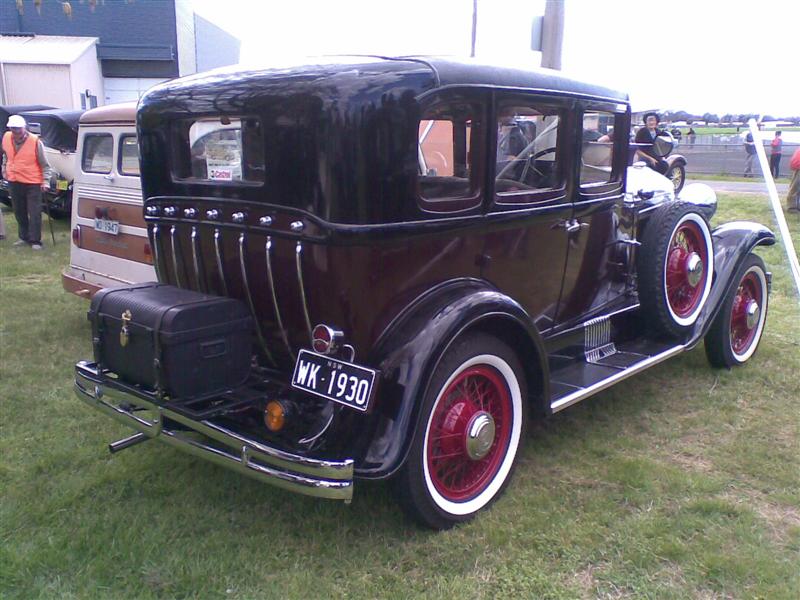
426, 365, 512, 502
705, 254, 769, 368
396, 333, 526, 530
639, 203, 714, 338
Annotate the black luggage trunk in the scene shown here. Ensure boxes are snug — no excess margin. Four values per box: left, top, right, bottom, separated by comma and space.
88, 283, 253, 400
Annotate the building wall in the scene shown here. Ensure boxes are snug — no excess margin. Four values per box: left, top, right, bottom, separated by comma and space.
103, 77, 166, 104
70, 46, 105, 109
0, 0, 179, 78
2, 63, 72, 107
175, 0, 197, 76
194, 15, 241, 73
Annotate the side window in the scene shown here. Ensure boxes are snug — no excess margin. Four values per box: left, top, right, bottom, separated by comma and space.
417, 99, 483, 210
172, 116, 265, 183
82, 134, 113, 174
495, 103, 561, 198
581, 111, 618, 184
118, 134, 140, 176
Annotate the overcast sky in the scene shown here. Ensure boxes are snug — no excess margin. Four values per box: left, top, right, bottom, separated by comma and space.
191, 0, 798, 116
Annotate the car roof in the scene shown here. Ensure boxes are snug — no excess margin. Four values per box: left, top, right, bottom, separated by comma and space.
141, 55, 628, 112
80, 102, 138, 126
399, 56, 629, 104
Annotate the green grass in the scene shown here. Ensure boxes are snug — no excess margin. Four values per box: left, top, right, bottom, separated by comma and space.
688, 173, 793, 184
1, 200, 798, 599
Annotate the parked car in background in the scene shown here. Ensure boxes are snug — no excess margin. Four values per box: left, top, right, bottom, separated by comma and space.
62, 103, 155, 298
15, 108, 84, 217
75, 57, 774, 529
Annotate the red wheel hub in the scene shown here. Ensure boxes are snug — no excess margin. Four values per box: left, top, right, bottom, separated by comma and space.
427, 365, 512, 502
730, 272, 762, 355
665, 220, 708, 318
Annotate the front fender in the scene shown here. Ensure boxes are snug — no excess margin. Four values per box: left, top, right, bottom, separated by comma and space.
666, 153, 687, 168
687, 221, 775, 348
352, 278, 548, 479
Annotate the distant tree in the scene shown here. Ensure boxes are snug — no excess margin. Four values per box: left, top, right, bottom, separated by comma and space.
762, 115, 775, 122
721, 114, 734, 124
673, 110, 691, 122
702, 113, 719, 125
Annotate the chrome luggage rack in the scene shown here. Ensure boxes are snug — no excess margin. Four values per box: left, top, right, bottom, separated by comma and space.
74, 361, 354, 501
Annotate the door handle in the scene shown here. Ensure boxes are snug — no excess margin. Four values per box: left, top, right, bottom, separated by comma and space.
103, 174, 115, 182
558, 219, 589, 234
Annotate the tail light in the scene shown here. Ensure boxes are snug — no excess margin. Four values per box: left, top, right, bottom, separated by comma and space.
143, 241, 153, 264
71, 226, 81, 247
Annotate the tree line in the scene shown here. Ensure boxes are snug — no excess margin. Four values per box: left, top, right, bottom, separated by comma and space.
663, 110, 800, 126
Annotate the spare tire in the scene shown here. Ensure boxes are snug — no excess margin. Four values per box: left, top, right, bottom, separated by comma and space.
638, 202, 714, 338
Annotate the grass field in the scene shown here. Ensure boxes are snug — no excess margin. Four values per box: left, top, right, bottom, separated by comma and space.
1, 197, 798, 599
674, 126, 800, 136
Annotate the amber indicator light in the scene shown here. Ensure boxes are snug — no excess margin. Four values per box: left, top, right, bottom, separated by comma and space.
264, 401, 286, 432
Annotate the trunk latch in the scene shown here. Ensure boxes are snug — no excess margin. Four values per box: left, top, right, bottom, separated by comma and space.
119, 309, 132, 347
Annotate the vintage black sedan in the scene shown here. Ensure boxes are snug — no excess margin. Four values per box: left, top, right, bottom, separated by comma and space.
75, 57, 773, 529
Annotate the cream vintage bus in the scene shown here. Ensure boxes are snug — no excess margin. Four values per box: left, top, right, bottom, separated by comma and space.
62, 103, 155, 298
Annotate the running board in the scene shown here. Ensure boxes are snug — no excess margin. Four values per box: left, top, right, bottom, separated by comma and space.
550, 344, 685, 413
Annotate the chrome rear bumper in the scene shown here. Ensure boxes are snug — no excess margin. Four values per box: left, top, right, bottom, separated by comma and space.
74, 361, 354, 501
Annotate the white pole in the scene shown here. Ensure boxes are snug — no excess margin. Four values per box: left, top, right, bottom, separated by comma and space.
749, 119, 800, 304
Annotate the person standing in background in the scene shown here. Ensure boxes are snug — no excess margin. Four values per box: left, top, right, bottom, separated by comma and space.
1, 115, 51, 249
743, 131, 757, 177
787, 146, 800, 212
769, 131, 783, 178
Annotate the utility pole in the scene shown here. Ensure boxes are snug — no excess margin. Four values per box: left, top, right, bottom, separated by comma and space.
541, 0, 565, 70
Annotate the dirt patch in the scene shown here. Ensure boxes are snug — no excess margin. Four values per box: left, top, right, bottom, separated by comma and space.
670, 451, 714, 473
722, 489, 800, 544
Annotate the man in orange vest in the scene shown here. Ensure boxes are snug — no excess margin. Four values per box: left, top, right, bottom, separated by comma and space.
1, 115, 52, 249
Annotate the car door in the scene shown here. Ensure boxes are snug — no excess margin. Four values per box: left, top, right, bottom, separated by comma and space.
480, 92, 574, 332
554, 104, 631, 327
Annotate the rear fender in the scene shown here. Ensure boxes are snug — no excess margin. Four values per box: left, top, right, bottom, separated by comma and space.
353, 278, 548, 479
687, 221, 775, 348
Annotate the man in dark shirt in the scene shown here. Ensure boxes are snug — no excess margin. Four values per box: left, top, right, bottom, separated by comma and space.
634, 112, 669, 175
743, 132, 757, 177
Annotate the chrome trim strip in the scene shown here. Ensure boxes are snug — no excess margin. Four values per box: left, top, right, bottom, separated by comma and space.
151, 224, 163, 281
74, 362, 353, 500
170, 225, 182, 288
190, 226, 205, 293
266, 237, 295, 361
550, 345, 684, 413
295, 241, 314, 342
213, 228, 228, 296
239, 233, 276, 367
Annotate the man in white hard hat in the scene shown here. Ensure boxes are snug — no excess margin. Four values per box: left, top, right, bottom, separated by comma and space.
1, 115, 52, 249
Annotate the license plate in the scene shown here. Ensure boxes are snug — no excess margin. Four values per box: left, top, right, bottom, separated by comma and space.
291, 350, 377, 412
56, 179, 69, 191
94, 218, 119, 235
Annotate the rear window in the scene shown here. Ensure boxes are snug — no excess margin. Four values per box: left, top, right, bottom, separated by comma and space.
118, 135, 140, 176
82, 134, 113, 174
171, 117, 265, 183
